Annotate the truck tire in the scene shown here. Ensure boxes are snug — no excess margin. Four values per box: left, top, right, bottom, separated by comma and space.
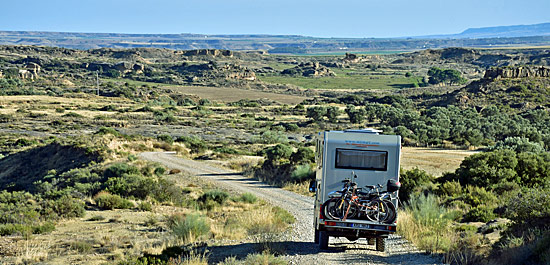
319, 231, 329, 250
314, 228, 320, 244
376, 237, 386, 252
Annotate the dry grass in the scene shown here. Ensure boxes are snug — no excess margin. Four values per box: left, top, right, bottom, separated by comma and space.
0, 209, 167, 265
282, 181, 313, 197
167, 250, 209, 265
401, 147, 477, 176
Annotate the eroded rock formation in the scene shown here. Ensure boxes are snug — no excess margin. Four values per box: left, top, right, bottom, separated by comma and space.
484, 66, 550, 79
281, 62, 335, 77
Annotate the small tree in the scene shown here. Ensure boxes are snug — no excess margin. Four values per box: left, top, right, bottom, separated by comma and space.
265, 144, 293, 163
325, 106, 341, 123
345, 105, 366, 124
290, 147, 315, 165
306, 106, 327, 122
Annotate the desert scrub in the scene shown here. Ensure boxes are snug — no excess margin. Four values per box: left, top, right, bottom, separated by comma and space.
94, 191, 134, 210
137, 201, 153, 211
168, 212, 210, 243
198, 189, 229, 210
176, 136, 208, 154
232, 192, 257, 204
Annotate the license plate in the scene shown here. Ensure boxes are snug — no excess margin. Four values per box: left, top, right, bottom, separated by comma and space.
351, 223, 371, 229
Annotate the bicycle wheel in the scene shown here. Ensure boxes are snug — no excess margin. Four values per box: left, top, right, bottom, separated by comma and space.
324, 198, 344, 220
365, 199, 394, 223
381, 200, 397, 224
324, 198, 354, 220
343, 200, 359, 220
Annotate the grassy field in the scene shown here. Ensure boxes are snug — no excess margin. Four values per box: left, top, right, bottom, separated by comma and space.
167, 85, 308, 104
258, 74, 420, 91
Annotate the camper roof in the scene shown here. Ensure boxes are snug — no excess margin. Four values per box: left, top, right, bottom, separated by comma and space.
342, 128, 382, 134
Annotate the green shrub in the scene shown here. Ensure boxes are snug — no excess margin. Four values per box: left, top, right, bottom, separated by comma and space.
402, 194, 454, 253
157, 134, 173, 144
105, 174, 156, 199
199, 190, 229, 207
0, 224, 32, 237
51, 195, 86, 218
235, 193, 258, 204
506, 187, 550, 226
138, 201, 153, 211
399, 168, 435, 203
438, 181, 462, 197
104, 163, 140, 178
264, 144, 293, 162
254, 130, 288, 144
449, 150, 519, 188
151, 178, 186, 204
33, 222, 55, 234
290, 164, 315, 182
406, 194, 453, 230
14, 138, 37, 147
154, 167, 165, 176
128, 154, 138, 161
462, 185, 498, 208
94, 192, 134, 210
463, 205, 496, 222
289, 147, 314, 165
176, 136, 208, 154
169, 213, 210, 243
0, 191, 40, 224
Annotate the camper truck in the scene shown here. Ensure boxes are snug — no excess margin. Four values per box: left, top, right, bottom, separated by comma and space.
311, 129, 401, 251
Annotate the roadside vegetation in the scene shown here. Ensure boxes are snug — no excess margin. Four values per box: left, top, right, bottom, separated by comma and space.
397, 144, 550, 264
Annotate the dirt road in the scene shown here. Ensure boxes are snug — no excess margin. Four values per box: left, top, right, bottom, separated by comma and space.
140, 152, 441, 265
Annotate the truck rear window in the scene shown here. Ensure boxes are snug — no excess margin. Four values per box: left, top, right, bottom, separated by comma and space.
335, 149, 387, 171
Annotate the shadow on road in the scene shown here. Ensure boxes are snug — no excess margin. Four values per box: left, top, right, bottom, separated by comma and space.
199, 172, 243, 177
149, 240, 438, 264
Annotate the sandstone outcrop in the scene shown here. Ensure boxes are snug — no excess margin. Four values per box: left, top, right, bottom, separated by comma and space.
81, 61, 144, 73
182, 49, 233, 57
484, 66, 550, 79
18, 62, 41, 80
171, 61, 256, 83
281, 62, 335, 77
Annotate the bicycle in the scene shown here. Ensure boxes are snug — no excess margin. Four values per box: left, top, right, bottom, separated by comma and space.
324, 178, 399, 224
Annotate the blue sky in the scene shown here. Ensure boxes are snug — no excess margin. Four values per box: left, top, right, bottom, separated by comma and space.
1, 0, 549, 38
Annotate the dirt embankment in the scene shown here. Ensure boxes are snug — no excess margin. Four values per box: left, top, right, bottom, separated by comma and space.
140, 152, 442, 265
0, 143, 101, 191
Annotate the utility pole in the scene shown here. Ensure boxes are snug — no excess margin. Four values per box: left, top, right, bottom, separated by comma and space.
96, 71, 99, 96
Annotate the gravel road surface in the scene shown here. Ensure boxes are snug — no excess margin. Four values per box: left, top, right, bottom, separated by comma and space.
140, 152, 442, 265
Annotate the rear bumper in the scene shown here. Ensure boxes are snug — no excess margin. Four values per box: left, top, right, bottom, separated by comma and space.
319, 219, 396, 237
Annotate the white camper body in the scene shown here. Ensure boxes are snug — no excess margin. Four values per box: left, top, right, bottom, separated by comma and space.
312, 129, 401, 250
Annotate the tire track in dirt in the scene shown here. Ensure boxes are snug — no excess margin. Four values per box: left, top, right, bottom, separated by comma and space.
140, 152, 441, 265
